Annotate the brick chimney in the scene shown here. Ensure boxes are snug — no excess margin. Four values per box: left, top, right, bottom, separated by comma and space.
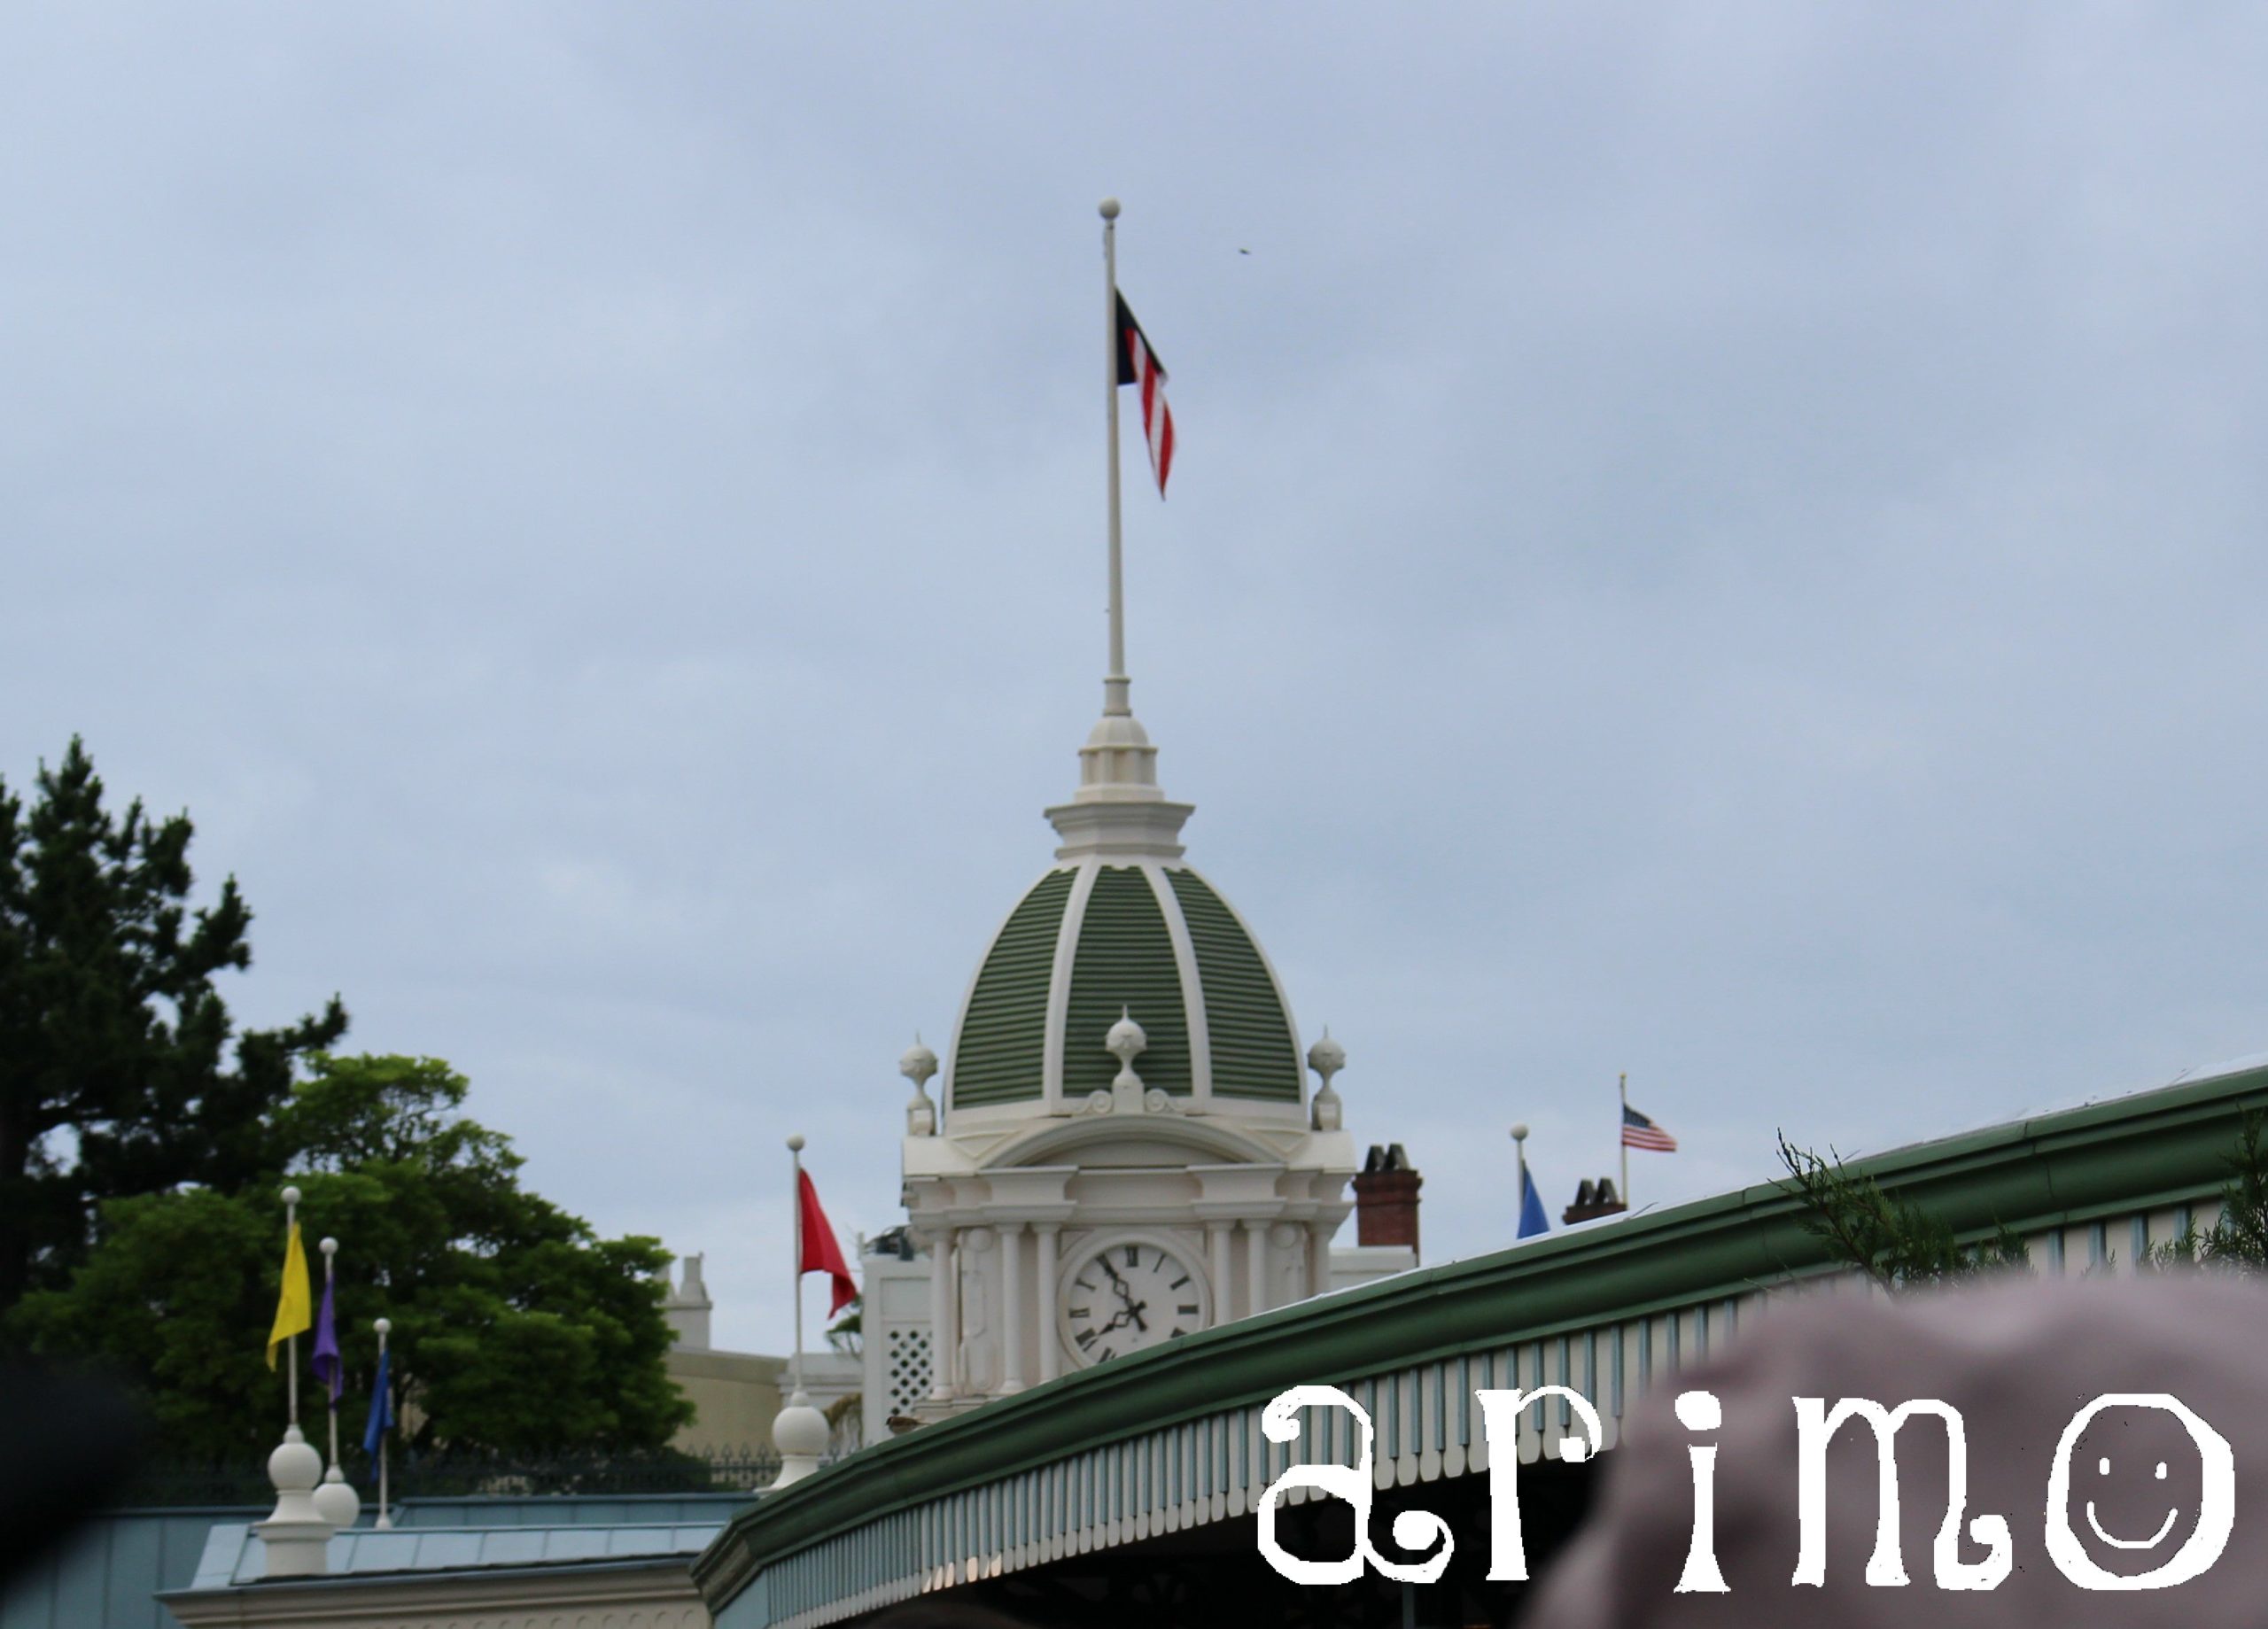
1353, 1143, 1422, 1259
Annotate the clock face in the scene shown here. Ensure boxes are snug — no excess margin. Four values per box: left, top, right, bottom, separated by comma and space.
1060, 1237, 1208, 1366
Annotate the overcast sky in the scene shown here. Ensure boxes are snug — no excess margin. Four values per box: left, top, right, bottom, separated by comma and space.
7, 5, 2265, 1356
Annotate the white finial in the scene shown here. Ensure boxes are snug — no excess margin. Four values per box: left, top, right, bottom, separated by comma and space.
900, 1036, 939, 1137
373, 1318, 391, 1336
1099, 197, 1121, 220
319, 1236, 338, 1258
1511, 1123, 1530, 1144
1107, 1007, 1147, 1064
1307, 1029, 1346, 1132
281, 1185, 301, 1206
786, 1133, 806, 1153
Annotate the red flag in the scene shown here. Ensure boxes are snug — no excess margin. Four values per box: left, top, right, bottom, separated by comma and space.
797, 1169, 858, 1315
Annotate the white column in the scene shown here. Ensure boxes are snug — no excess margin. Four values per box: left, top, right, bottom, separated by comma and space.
928, 1226, 959, 1401
1034, 1224, 1062, 1384
1207, 1222, 1233, 1327
1000, 1222, 1027, 1393
1244, 1221, 1270, 1315
1307, 1222, 1332, 1299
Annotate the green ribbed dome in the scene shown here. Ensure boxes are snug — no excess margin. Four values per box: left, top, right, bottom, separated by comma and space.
946, 860, 1303, 1113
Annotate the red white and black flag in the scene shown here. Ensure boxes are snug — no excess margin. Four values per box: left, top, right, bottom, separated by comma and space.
1115, 292, 1175, 497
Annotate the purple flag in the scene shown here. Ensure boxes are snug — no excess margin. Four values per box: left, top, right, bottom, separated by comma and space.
310, 1276, 342, 1406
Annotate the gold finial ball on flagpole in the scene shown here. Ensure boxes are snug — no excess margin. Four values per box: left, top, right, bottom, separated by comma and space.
1099, 198, 1121, 221
786, 1134, 805, 1152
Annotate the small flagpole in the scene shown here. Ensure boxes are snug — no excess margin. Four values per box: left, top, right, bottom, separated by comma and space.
1511, 1123, 1530, 1228
319, 1237, 340, 1472
283, 1185, 300, 1430
788, 1133, 806, 1397
1100, 196, 1130, 719
372, 1318, 392, 1531
1619, 1073, 1630, 1210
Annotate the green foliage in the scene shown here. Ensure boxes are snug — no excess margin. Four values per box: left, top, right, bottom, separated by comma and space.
825, 1295, 862, 1354
2146, 1113, 2268, 1275
1776, 1132, 2030, 1293
0, 738, 346, 1312
12, 1055, 691, 1462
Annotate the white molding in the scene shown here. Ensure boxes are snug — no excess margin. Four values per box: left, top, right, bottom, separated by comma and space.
1040, 858, 1099, 1112
941, 865, 1076, 1121
1146, 861, 1212, 1105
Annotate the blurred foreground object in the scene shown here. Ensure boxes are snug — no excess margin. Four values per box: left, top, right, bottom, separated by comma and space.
1526, 1276, 2268, 1626
0, 1361, 144, 1586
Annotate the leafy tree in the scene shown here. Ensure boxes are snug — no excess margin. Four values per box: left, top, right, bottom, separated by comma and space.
0, 738, 346, 1314
1776, 1133, 2029, 1292
12, 1054, 690, 1462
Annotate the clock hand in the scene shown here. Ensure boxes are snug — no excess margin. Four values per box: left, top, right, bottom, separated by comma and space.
1099, 1259, 1130, 1294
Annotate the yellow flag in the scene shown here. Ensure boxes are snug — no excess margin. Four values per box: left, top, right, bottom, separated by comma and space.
266, 1222, 312, 1369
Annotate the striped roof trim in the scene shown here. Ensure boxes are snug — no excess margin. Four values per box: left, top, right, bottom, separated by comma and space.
1063, 866, 1192, 1097
951, 869, 1075, 1107
1167, 869, 1300, 1102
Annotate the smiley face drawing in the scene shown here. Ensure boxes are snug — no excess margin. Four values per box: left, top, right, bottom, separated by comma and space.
2044, 1392, 2235, 1590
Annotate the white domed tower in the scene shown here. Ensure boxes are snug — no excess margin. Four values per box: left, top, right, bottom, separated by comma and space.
882, 533, 1373, 1423
861, 200, 1368, 1425
889, 684, 1360, 1416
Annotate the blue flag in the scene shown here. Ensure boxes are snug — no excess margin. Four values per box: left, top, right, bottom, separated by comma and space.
361, 1346, 394, 1458
310, 1276, 342, 1405
1518, 1165, 1550, 1239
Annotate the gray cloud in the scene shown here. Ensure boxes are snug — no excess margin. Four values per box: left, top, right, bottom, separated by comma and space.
4, 4, 2264, 1349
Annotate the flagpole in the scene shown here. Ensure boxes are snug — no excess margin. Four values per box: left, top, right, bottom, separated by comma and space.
319, 1238, 340, 1472
373, 1318, 392, 1531
283, 1186, 300, 1430
1619, 1073, 1630, 1210
1100, 196, 1129, 718
1511, 1123, 1529, 1222
788, 1133, 806, 1397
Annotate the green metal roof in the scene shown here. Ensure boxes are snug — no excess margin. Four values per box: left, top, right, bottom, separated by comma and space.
1168, 869, 1300, 1102
697, 1058, 2268, 1611
947, 859, 1304, 1112
1063, 865, 1192, 1097
949, 868, 1074, 1107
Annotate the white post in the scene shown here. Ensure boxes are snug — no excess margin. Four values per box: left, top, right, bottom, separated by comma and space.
770, 1134, 828, 1488
1619, 1073, 1630, 1210
322, 1240, 338, 1466
311, 1238, 360, 1529
1100, 196, 1130, 719
1208, 1222, 1233, 1325
1244, 1221, 1270, 1316
1033, 1224, 1060, 1385
1307, 1222, 1332, 1301
928, 1224, 958, 1400
373, 1318, 392, 1531
788, 1134, 805, 1395
284, 1190, 299, 1430
1000, 1222, 1026, 1393
1512, 1125, 1530, 1229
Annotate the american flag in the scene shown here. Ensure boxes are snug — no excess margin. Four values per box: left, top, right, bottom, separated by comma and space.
1115, 292, 1174, 496
1621, 1104, 1678, 1152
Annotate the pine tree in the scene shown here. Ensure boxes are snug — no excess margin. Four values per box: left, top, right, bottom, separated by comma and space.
0, 738, 346, 1315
